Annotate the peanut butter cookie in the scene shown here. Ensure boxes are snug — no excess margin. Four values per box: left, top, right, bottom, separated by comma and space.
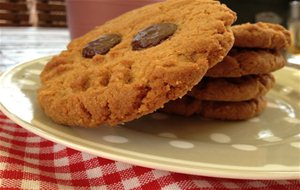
38, 0, 236, 127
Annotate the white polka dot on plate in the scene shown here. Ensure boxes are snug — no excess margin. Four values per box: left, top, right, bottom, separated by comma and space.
261, 136, 282, 142
151, 113, 169, 120
284, 117, 300, 124
26, 69, 41, 75
232, 144, 257, 151
169, 140, 194, 149
294, 134, 300, 138
158, 132, 177, 139
18, 79, 36, 85
280, 87, 294, 94
249, 117, 261, 122
293, 72, 300, 77
267, 102, 280, 109
290, 142, 300, 149
210, 133, 231, 143
103, 135, 128, 143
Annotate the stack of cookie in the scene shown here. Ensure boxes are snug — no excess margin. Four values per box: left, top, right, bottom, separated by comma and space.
37, 0, 292, 127
162, 22, 291, 120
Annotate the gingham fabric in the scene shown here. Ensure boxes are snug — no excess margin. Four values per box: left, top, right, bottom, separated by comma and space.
0, 112, 299, 190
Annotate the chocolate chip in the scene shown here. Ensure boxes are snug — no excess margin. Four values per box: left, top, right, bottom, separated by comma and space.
132, 23, 177, 50
82, 34, 122, 58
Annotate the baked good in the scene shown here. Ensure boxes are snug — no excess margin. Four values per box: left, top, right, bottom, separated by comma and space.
37, 0, 236, 127
206, 48, 286, 77
232, 22, 291, 49
188, 74, 275, 101
161, 96, 267, 120
161, 96, 202, 117
161, 22, 289, 121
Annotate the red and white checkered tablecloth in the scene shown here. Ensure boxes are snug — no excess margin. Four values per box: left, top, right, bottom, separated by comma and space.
0, 111, 299, 190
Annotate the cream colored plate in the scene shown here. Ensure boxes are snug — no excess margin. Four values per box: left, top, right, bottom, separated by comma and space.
0, 56, 300, 180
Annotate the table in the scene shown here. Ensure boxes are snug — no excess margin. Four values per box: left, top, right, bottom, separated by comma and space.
0, 27, 70, 73
0, 27, 299, 189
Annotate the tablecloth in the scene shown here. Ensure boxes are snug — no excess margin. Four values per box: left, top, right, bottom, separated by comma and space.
0, 111, 299, 190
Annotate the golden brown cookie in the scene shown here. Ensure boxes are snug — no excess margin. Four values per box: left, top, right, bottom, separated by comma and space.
206, 49, 286, 77
38, 0, 236, 127
188, 74, 275, 101
161, 96, 267, 120
232, 22, 291, 49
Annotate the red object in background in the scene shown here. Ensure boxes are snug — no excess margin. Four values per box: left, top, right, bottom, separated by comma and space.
66, 0, 162, 39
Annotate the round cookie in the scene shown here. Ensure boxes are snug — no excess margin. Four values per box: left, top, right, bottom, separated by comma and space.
38, 0, 236, 127
161, 96, 267, 120
206, 48, 286, 77
232, 22, 291, 49
188, 74, 275, 101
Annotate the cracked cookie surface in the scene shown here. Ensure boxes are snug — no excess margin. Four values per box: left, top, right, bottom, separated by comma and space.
37, 0, 236, 127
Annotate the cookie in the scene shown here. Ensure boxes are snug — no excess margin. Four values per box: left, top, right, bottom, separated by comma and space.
161, 96, 267, 120
38, 0, 236, 127
232, 22, 291, 49
206, 48, 286, 77
188, 74, 275, 101
161, 96, 202, 117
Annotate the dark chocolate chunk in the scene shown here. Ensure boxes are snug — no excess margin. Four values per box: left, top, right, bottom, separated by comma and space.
82, 34, 122, 58
132, 23, 177, 50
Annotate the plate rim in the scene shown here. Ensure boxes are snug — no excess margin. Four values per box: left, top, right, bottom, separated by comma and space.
0, 56, 300, 180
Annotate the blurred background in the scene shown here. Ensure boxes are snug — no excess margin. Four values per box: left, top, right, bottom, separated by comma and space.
221, 0, 296, 27
0, 0, 67, 27
0, 0, 299, 71
0, 0, 297, 37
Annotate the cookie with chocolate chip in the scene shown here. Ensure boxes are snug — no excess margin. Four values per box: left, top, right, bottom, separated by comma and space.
38, 0, 236, 127
161, 96, 267, 120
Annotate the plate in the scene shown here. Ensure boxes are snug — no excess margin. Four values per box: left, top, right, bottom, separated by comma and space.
0, 56, 300, 180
